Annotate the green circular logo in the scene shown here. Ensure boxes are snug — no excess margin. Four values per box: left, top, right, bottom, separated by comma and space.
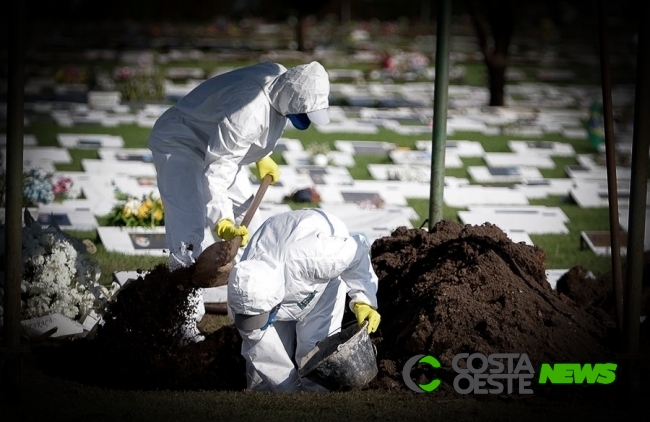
402, 354, 442, 393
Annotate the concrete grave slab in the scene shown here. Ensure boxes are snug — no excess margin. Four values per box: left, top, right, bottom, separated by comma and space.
565, 164, 632, 182
562, 128, 588, 140
466, 205, 569, 222
458, 208, 569, 234
97, 226, 170, 256
317, 183, 409, 207
348, 180, 431, 202
289, 165, 355, 186
319, 202, 420, 222
2, 147, 72, 172
502, 127, 545, 138
97, 148, 153, 163
388, 149, 463, 168
503, 229, 534, 246
57, 133, 124, 148
569, 180, 646, 208
444, 185, 529, 207
81, 159, 157, 177
382, 120, 433, 135
514, 178, 576, 199
281, 150, 355, 167
275, 138, 305, 152
467, 166, 544, 183
545, 269, 570, 290
51, 172, 117, 215
507, 140, 576, 157
327, 69, 365, 81
21, 313, 84, 339
312, 121, 379, 134
318, 204, 415, 245
111, 174, 160, 198
35, 202, 99, 230
484, 152, 556, 169
113, 270, 148, 287
367, 164, 431, 182
334, 140, 396, 155
415, 140, 485, 157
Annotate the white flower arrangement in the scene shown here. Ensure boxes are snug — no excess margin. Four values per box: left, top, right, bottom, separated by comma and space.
0, 211, 119, 322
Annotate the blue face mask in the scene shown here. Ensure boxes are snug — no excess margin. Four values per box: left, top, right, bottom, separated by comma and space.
287, 113, 311, 130
260, 305, 280, 331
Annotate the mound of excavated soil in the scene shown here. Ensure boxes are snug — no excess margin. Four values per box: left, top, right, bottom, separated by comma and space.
368, 221, 616, 398
32, 220, 639, 398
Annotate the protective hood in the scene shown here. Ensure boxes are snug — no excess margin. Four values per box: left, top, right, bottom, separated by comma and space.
267, 61, 330, 118
228, 259, 285, 317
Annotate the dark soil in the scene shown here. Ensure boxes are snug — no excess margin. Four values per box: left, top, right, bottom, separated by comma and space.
29, 220, 649, 400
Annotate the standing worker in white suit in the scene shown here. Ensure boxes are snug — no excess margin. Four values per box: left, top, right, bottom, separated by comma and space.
148, 61, 331, 342
228, 209, 381, 392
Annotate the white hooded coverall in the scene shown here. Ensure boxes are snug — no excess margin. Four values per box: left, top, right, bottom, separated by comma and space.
147, 62, 330, 342
148, 61, 330, 269
228, 209, 379, 392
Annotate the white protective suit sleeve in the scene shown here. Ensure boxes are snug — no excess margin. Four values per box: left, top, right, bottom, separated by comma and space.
240, 324, 303, 392
204, 118, 259, 226
340, 234, 379, 310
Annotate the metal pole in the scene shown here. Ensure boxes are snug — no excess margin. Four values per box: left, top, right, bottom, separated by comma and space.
428, 0, 451, 229
2, 0, 26, 402
623, 0, 650, 397
597, 0, 624, 337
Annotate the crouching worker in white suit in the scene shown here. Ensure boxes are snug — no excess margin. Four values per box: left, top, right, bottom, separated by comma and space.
227, 209, 381, 392
147, 62, 331, 343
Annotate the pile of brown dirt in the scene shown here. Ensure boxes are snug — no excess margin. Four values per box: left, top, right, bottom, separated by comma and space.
31, 220, 638, 398
368, 221, 616, 398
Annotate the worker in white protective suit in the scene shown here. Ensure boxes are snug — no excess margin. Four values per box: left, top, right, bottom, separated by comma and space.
227, 209, 381, 392
147, 61, 331, 343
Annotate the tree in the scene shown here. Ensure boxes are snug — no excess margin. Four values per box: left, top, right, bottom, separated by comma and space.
466, 0, 517, 106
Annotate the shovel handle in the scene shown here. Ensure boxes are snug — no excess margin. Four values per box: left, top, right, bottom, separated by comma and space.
241, 174, 273, 228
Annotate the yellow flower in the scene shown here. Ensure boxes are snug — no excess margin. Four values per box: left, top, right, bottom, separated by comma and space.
137, 204, 149, 219
153, 209, 163, 222
122, 206, 132, 218
144, 199, 154, 210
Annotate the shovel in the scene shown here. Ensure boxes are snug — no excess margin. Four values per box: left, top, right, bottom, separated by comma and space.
192, 174, 273, 288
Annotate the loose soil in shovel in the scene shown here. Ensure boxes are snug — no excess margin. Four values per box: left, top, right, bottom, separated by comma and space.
30, 220, 646, 401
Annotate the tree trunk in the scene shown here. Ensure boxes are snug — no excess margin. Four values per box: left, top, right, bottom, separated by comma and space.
296, 14, 305, 51
487, 54, 507, 106
466, 0, 515, 106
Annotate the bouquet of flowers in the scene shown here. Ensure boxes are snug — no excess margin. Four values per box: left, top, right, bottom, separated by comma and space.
0, 210, 117, 321
106, 190, 165, 228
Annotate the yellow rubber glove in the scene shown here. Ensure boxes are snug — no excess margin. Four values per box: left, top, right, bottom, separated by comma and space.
255, 156, 280, 184
353, 302, 381, 334
215, 219, 249, 247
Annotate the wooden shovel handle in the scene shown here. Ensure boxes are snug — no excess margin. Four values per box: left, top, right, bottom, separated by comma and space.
241, 174, 273, 228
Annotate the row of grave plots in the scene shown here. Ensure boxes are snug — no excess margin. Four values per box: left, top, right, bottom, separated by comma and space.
3, 119, 648, 259
21, 79, 634, 134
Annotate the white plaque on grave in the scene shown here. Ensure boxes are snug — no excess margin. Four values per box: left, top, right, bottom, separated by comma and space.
21, 313, 84, 338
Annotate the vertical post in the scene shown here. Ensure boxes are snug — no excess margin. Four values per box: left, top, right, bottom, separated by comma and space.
2, 0, 26, 402
428, 0, 451, 230
624, 0, 650, 397
597, 0, 624, 336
